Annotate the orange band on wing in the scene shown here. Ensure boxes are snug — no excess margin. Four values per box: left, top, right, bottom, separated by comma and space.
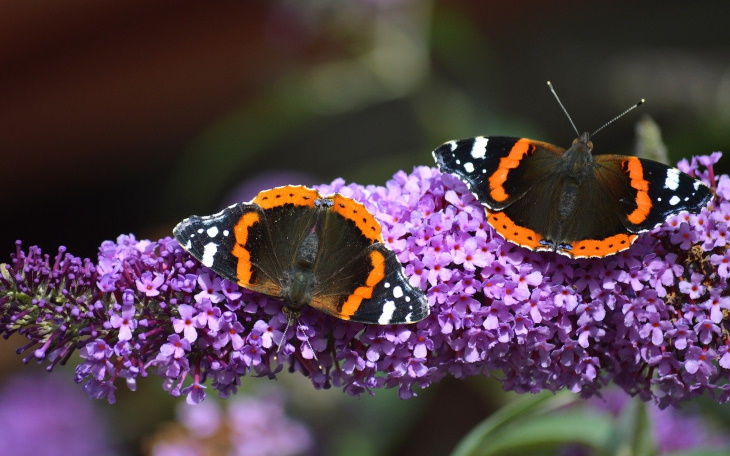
232, 211, 260, 285
487, 211, 544, 249
567, 233, 638, 258
252, 185, 319, 209
339, 249, 386, 318
624, 158, 652, 225
328, 194, 383, 243
488, 139, 534, 202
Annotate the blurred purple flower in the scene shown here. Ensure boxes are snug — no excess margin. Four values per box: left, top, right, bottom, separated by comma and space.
0, 373, 115, 456
589, 389, 730, 454
150, 391, 312, 456
0, 154, 728, 408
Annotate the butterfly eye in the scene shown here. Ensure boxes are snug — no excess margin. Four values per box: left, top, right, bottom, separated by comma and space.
572, 138, 579, 146
587, 140, 593, 149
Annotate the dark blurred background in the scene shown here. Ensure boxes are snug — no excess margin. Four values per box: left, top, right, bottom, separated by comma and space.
2, 0, 729, 258
1, 1, 730, 454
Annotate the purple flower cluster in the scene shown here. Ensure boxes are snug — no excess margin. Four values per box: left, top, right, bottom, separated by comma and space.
0, 153, 728, 407
150, 391, 312, 456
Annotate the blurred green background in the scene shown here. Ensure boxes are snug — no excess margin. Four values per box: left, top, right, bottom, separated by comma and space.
1, 1, 729, 455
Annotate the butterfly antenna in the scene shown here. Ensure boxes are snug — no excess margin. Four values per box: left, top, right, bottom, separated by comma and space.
294, 314, 322, 370
274, 310, 321, 369
272, 312, 293, 365
276, 313, 293, 354
547, 81, 580, 137
591, 98, 645, 138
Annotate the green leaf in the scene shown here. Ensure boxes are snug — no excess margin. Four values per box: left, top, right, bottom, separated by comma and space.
452, 391, 616, 456
603, 397, 655, 456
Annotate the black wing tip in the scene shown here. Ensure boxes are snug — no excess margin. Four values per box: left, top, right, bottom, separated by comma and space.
407, 299, 431, 323
172, 215, 204, 244
700, 187, 714, 209
683, 178, 713, 213
432, 143, 452, 166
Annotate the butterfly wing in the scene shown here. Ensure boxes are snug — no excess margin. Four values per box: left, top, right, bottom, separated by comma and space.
308, 196, 429, 324
349, 243, 429, 324
549, 155, 712, 258
173, 203, 284, 297
434, 136, 575, 251
310, 243, 429, 324
433, 136, 566, 210
490, 164, 636, 256
593, 156, 712, 232
173, 186, 325, 298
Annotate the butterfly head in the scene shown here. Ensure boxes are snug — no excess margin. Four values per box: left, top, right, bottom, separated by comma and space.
565, 132, 597, 175
571, 132, 594, 152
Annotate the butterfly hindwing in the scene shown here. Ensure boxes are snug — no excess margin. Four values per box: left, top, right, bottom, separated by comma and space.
494, 166, 634, 256
307, 194, 428, 324
306, 202, 381, 321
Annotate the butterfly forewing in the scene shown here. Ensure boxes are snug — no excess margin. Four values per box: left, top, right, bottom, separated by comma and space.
173, 204, 284, 296
433, 137, 565, 210
633, 157, 710, 231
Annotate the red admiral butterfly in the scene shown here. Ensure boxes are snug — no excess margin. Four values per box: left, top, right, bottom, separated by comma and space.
433, 82, 713, 258
173, 185, 429, 324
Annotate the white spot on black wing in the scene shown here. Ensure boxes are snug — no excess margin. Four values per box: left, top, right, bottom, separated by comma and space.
202, 243, 218, 267
393, 286, 404, 299
464, 162, 475, 173
378, 300, 396, 324
669, 195, 681, 206
206, 226, 219, 238
470, 137, 488, 159
664, 168, 681, 191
